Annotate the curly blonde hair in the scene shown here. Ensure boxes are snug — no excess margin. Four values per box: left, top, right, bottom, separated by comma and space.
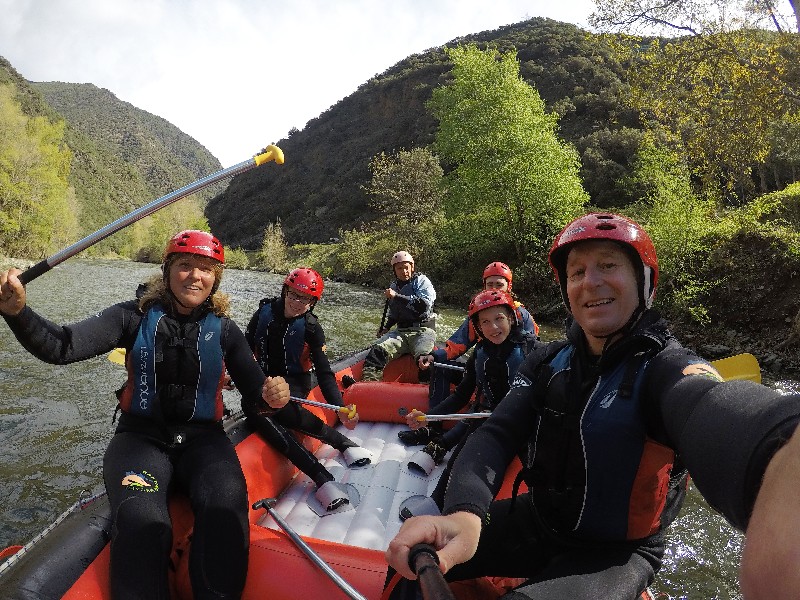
139, 254, 230, 317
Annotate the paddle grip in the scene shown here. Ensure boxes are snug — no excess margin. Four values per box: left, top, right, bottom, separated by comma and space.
409, 544, 455, 600
19, 259, 53, 285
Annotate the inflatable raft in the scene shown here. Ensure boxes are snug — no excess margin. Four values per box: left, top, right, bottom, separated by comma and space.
0, 350, 656, 600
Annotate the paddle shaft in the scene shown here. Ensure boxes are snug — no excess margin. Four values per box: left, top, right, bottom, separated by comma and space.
409, 544, 456, 600
291, 396, 356, 420
418, 412, 490, 422
18, 146, 283, 285
378, 298, 389, 333
431, 362, 465, 372
252, 499, 367, 600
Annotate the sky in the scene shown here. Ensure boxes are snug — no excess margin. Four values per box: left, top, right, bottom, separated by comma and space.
1, 0, 596, 167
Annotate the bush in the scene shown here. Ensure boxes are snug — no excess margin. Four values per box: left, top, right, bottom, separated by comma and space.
224, 247, 249, 270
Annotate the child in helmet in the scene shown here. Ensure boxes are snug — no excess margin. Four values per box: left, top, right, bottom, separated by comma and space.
406, 261, 538, 443
399, 289, 538, 518
361, 250, 437, 381
244, 267, 370, 511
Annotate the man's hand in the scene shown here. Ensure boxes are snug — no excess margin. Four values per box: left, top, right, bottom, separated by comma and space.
741, 426, 800, 599
385, 512, 482, 580
418, 355, 434, 370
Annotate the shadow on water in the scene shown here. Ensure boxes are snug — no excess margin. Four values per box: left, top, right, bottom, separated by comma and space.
1, 258, 788, 599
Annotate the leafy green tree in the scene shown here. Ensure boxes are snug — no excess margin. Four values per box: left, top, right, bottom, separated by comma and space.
611, 30, 796, 200
0, 83, 77, 258
257, 220, 288, 272
427, 45, 588, 264
363, 148, 444, 227
623, 136, 715, 320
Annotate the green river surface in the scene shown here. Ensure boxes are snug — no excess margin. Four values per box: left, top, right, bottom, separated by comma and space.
1, 258, 794, 598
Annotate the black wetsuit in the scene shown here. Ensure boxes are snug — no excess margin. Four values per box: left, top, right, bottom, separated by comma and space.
439, 311, 800, 599
429, 328, 536, 507
243, 298, 356, 489
4, 300, 267, 600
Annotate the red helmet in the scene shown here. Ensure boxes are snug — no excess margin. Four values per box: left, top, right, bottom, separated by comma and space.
468, 289, 516, 319
163, 230, 225, 264
483, 261, 513, 289
548, 213, 658, 310
285, 267, 324, 299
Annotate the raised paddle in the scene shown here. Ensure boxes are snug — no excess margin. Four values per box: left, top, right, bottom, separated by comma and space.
17, 145, 284, 285
252, 498, 368, 600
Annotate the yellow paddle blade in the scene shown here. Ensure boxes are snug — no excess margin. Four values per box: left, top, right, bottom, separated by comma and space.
107, 347, 127, 365
711, 353, 761, 384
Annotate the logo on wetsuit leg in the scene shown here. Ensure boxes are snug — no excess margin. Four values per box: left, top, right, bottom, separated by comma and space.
121, 470, 159, 492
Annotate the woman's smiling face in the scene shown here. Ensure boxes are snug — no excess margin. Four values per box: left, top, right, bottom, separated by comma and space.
565, 240, 639, 354
168, 253, 218, 314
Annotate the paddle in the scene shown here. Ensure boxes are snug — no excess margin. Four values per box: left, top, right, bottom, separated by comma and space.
408, 544, 456, 600
18, 145, 284, 285
430, 362, 465, 372
291, 396, 358, 420
711, 352, 761, 384
252, 498, 368, 600
378, 298, 389, 336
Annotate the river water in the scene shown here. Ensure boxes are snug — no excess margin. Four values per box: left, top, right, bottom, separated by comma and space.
0, 258, 787, 599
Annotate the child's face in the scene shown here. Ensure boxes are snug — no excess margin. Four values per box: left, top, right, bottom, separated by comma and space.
476, 305, 513, 344
483, 275, 509, 292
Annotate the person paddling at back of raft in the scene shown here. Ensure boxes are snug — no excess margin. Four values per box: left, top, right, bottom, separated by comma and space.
244, 267, 370, 512
361, 250, 437, 381
404, 261, 538, 446
0, 230, 290, 600
399, 289, 538, 520
386, 213, 800, 600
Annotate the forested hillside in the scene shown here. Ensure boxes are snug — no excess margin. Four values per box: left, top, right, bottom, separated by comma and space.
0, 57, 219, 258
206, 18, 641, 247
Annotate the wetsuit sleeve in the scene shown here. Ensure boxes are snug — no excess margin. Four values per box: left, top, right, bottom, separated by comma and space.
244, 307, 260, 352
515, 304, 539, 337
3, 301, 140, 364
307, 321, 343, 406
224, 319, 269, 417
391, 275, 436, 320
441, 353, 541, 522
430, 355, 477, 415
438, 317, 476, 361
648, 348, 800, 530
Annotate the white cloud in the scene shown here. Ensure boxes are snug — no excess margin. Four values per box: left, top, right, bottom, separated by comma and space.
0, 0, 595, 166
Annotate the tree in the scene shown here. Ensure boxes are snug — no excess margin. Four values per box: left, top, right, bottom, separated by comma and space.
363, 148, 444, 226
614, 30, 795, 199
427, 44, 588, 264
0, 83, 77, 258
590, 0, 799, 36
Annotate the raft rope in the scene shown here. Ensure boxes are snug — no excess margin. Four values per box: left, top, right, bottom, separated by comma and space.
0, 490, 106, 576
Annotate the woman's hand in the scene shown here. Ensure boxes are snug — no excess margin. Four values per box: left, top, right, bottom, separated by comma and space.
338, 404, 359, 430
405, 409, 426, 430
262, 376, 289, 410
385, 511, 482, 580
0, 269, 26, 316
